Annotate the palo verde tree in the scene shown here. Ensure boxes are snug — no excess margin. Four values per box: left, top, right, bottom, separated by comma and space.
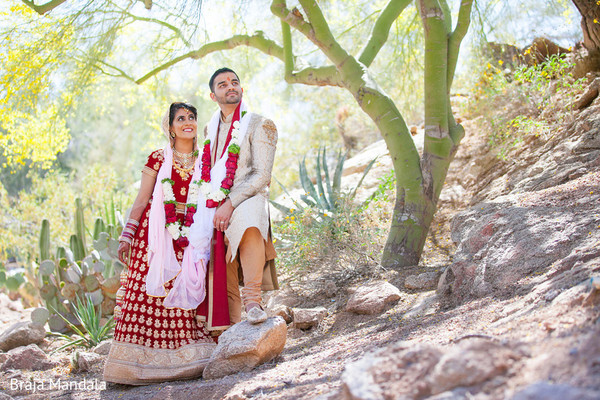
19, 0, 473, 268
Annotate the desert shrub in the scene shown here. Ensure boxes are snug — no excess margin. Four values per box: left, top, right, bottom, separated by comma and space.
466, 54, 586, 159
273, 174, 394, 282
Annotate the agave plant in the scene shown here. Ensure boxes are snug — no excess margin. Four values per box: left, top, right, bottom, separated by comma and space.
270, 146, 376, 217
49, 294, 115, 353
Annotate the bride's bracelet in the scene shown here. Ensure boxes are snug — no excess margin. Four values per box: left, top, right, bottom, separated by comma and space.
119, 219, 140, 245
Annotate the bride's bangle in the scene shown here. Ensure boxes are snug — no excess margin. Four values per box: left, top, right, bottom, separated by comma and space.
119, 219, 139, 245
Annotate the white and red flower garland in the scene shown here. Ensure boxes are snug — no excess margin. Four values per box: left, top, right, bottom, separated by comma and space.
197, 120, 241, 208
161, 152, 200, 249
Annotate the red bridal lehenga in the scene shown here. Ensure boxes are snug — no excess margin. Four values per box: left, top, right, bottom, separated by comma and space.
103, 149, 216, 385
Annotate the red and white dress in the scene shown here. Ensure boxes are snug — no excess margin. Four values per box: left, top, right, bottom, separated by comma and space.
103, 150, 216, 385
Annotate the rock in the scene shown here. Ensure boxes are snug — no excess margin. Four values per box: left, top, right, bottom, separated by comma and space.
404, 271, 441, 290
341, 342, 442, 400
323, 280, 338, 298
93, 340, 112, 355
544, 289, 560, 302
341, 353, 384, 400
270, 304, 292, 324
0, 293, 23, 312
203, 317, 287, 379
511, 381, 600, 400
440, 171, 600, 305
2, 344, 55, 371
428, 338, 520, 394
72, 351, 104, 372
346, 281, 401, 314
247, 307, 268, 324
292, 307, 328, 329
0, 321, 46, 352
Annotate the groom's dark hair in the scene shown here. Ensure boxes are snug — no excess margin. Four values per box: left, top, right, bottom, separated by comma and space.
209, 67, 240, 93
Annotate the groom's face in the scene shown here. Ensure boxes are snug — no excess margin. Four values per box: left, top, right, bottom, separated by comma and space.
210, 72, 242, 105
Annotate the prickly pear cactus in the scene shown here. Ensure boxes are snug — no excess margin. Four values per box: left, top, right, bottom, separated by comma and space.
35, 198, 127, 332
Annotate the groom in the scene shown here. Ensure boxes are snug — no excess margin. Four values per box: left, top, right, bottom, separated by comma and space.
204, 67, 278, 326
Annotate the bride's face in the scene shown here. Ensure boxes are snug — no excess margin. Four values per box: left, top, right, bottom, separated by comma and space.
170, 108, 197, 141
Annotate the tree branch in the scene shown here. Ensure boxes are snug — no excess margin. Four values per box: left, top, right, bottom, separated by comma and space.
20, 0, 67, 14
358, 0, 412, 67
136, 32, 285, 84
447, 0, 473, 91
94, 59, 136, 81
286, 65, 342, 86
280, 19, 342, 86
298, 0, 352, 67
281, 20, 294, 78
116, 8, 192, 47
271, 0, 315, 41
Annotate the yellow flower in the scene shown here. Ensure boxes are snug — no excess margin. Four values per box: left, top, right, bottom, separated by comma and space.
498, 60, 504, 65
595, 18, 599, 24
486, 62, 491, 69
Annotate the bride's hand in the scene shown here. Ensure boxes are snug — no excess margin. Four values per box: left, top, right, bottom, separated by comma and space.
118, 241, 131, 263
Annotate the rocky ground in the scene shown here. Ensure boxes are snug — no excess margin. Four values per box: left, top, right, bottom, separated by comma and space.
1, 78, 600, 399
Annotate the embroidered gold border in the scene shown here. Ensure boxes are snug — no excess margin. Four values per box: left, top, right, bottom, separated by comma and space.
103, 340, 215, 385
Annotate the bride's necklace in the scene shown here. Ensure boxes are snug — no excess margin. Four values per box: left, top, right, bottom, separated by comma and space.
172, 148, 197, 179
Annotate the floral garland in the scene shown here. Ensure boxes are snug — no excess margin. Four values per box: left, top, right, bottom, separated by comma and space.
197, 120, 241, 208
161, 172, 200, 248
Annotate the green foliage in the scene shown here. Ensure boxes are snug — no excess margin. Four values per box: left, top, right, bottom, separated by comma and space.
274, 197, 388, 278
273, 168, 395, 279
488, 115, 551, 160
49, 295, 115, 353
0, 265, 25, 294
513, 54, 586, 106
0, 4, 75, 170
270, 146, 376, 217
361, 169, 397, 210
0, 165, 135, 263
466, 53, 587, 159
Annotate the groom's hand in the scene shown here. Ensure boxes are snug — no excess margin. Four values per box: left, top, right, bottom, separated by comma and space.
213, 198, 234, 232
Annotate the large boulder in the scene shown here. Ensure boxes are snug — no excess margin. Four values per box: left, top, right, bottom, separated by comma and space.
342, 342, 442, 400
439, 171, 600, 305
346, 281, 401, 314
342, 338, 521, 400
1, 344, 56, 371
428, 339, 522, 395
0, 321, 46, 352
203, 317, 287, 380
